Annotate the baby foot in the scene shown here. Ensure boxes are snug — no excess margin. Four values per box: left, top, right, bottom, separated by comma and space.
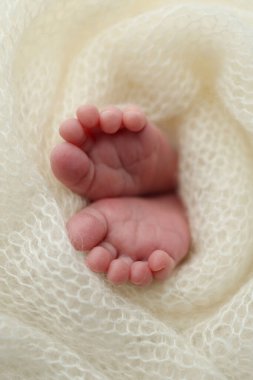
67, 195, 190, 286
50, 105, 177, 200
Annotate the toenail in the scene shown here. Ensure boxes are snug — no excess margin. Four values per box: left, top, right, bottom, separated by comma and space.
100, 109, 122, 120
125, 111, 139, 118
76, 105, 99, 128
123, 111, 146, 128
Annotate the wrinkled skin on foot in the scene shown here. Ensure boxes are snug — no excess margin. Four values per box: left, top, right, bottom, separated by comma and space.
67, 195, 190, 286
50, 105, 190, 286
50, 105, 178, 200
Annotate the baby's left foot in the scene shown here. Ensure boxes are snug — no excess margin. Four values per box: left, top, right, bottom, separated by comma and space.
67, 194, 190, 286
50, 105, 177, 200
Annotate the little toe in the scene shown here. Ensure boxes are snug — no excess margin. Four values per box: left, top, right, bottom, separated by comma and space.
67, 206, 108, 251
153, 266, 173, 281
50, 142, 93, 195
86, 245, 116, 273
130, 261, 153, 286
107, 257, 132, 285
100, 106, 123, 134
59, 118, 87, 146
148, 250, 173, 271
148, 250, 176, 281
123, 107, 147, 132
76, 104, 100, 129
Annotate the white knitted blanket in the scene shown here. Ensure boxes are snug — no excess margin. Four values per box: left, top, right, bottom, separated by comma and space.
1, 1, 253, 379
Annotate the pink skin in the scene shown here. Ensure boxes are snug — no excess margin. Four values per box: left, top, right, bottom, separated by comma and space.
50, 105, 178, 200
67, 195, 190, 286
50, 105, 190, 286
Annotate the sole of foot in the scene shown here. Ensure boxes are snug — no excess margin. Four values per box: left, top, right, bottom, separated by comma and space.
67, 194, 190, 286
50, 104, 178, 200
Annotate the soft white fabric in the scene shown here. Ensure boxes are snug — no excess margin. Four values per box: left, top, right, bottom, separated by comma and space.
1, 0, 253, 379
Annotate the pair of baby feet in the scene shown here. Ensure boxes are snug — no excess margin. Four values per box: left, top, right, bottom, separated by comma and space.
50, 105, 190, 286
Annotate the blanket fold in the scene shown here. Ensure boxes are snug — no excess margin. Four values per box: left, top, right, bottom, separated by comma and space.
1, 1, 253, 379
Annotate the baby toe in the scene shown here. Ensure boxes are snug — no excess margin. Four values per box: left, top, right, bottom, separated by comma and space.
100, 106, 122, 134
123, 107, 147, 132
148, 250, 172, 271
130, 261, 153, 286
59, 118, 87, 146
148, 250, 176, 281
107, 257, 132, 285
152, 266, 172, 281
86, 246, 114, 273
76, 104, 100, 129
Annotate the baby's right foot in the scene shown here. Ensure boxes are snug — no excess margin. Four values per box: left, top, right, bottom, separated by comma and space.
67, 194, 190, 286
50, 105, 177, 200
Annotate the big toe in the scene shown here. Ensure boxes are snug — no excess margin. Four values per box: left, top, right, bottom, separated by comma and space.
67, 207, 108, 251
50, 142, 93, 195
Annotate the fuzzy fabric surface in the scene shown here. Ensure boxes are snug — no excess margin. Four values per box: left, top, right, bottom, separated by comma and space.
1, 1, 253, 379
